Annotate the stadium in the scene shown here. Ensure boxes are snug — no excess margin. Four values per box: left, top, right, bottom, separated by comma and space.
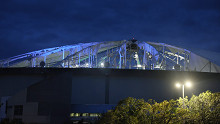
1, 39, 220, 72
0, 40, 220, 124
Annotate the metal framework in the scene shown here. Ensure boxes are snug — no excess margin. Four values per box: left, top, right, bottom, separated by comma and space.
0, 40, 219, 72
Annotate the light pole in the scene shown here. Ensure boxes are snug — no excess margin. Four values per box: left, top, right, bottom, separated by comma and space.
176, 81, 191, 108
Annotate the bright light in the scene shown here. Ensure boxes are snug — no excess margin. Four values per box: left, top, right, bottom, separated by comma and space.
85, 63, 89, 66
101, 62, 104, 67
176, 83, 181, 88
134, 54, 138, 58
137, 64, 142, 67
185, 81, 192, 87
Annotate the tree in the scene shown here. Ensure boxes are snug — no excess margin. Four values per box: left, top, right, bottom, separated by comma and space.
98, 97, 150, 124
185, 91, 220, 124
98, 98, 185, 124
98, 91, 220, 124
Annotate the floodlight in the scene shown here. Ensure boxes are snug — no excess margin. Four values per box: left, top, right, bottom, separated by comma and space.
175, 81, 192, 109
185, 81, 191, 87
137, 64, 142, 68
176, 83, 181, 88
101, 62, 104, 67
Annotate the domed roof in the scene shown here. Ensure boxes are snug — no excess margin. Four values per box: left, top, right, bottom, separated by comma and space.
1, 40, 219, 73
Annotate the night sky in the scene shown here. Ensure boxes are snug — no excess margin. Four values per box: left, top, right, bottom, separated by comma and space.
0, 0, 220, 63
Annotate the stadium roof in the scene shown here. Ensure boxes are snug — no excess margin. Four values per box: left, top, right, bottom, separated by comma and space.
0, 40, 220, 73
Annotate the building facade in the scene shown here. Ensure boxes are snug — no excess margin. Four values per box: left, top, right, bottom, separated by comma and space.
0, 68, 220, 124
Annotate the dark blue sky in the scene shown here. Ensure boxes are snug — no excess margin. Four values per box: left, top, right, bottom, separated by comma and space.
0, 0, 220, 60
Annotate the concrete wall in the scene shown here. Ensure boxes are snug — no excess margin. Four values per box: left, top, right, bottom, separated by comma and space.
6, 89, 49, 124
72, 75, 105, 104
0, 68, 220, 123
0, 73, 44, 97
1, 68, 219, 104
0, 96, 10, 122
2, 69, 72, 124
70, 68, 220, 104
27, 72, 72, 124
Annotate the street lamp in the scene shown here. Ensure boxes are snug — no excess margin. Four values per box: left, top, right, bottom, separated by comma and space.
176, 81, 192, 108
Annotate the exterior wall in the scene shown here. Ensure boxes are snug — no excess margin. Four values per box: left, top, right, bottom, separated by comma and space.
22, 102, 49, 124
7, 89, 27, 120
3, 70, 72, 124
0, 96, 10, 122
71, 75, 174, 104
0, 74, 44, 97
0, 68, 220, 123
70, 69, 220, 104
27, 72, 72, 124
6, 89, 49, 124
72, 76, 105, 104
109, 77, 171, 103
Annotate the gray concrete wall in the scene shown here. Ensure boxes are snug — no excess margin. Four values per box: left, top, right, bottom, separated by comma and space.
0, 68, 220, 123
70, 69, 220, 104
0, 75, 44, 97
72, 76, 105, 104
27, 72, 72, 124
6, 89, 49, 124
0, 96, 10, 122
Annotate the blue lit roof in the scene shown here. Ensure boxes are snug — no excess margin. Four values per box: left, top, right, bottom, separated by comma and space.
0, 40, 219, 73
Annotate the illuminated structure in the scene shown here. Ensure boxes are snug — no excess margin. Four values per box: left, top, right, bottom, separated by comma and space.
0, 40, 220, 123
176, 81, 192, 108
0, 40, 220, 72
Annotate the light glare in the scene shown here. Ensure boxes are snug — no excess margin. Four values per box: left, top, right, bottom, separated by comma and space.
185, 81, 191, 87
137, 64, 142, 67
176, 83, 181, 88
134, 54, 138, 58
101, 62, 104, 67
